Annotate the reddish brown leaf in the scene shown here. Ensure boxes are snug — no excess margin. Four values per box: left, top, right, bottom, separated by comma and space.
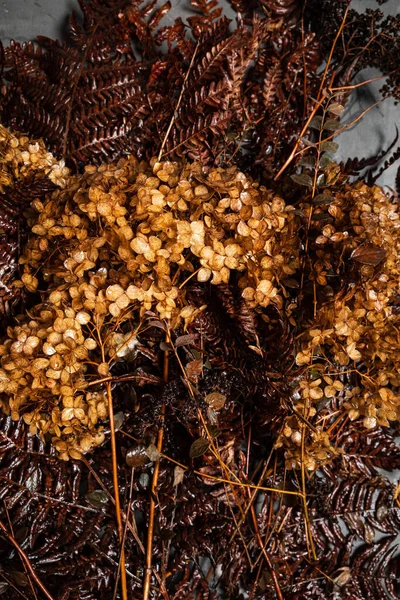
351, 245, 387, 267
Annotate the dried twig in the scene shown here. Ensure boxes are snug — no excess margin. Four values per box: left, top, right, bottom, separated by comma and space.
0, 520, 56, 600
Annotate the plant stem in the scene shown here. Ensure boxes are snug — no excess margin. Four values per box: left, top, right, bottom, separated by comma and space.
143, 336, 169, 599
0, 520, 55, 600
106, 381, 128, 600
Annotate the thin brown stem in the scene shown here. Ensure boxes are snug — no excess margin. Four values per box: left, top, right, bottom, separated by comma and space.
143, 334, 169, 600
112, 468, 135, 600
249, 501, 284, 600
106, 381, 128, 600
274, 4, 350, 180
158, 42, 200, 162
0, 520, 55, 600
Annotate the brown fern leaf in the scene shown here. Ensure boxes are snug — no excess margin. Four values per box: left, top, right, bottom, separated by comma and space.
263, 58, 282, 109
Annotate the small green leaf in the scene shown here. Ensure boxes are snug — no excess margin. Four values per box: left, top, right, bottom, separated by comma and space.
300, 137, 317, 148
175, 334, 196, 347
114, 411, 124, 431
312, 213, 333, 222
323, 119, 341, 132
8, 572, 28, 588
313, 193, 332, 205
86, 490, 109, 509
126, 445, 151, 467
190, 437, 210, 458
282, 277, 300, 289
206, 424, 221, 439
320, 141, 339, 153
309, 116, 323, 130
291, 174, 313, 187
173, 465, 185, 487
298, 156, 316, 168
160, 341, 172, 351
146, 444, 161, 462
328, 102, 345, 116
319, 154, 332, 169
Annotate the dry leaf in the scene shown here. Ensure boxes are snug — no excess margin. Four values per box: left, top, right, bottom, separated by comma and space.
204, 392, 226, 410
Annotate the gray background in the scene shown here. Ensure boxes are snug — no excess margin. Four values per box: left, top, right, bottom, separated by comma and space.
0, 0, 399, 188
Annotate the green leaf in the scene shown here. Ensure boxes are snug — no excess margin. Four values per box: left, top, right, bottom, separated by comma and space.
298, 156, 316, 168
206, 424, 221, 439
319, 154, 332, 169
9, 572, 28, 588
282, 277, 300, 289
114, 411, 124, 431
291, 174, 313, 187
173, 465, 185, 487
320, 141, 339, 153
126, 445, 151, 467
146, 443, 161, 462
160, 341, 172, 351
309, 116, 323, 130
86, 490, 109, 509
190, 437, 210, 458
323, 119, 341, 132
312, 213, 333, 222
313, 193, 332, 205
328, 102, 345, 116
300, 137, 317, 148
175, 334, 196, 347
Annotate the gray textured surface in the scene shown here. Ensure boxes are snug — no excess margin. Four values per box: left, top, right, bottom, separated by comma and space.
0, 0, 399, 187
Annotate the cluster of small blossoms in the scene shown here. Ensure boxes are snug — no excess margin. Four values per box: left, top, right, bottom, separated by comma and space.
17, 155, 299, 321
0, 124, 69, 191
1, 149, 299, 458
286, 182, 400, 467
0, 303, 113, 459
2, 126, 400, 465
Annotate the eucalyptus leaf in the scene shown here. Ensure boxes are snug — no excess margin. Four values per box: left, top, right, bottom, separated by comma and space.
298, 156, 316, 168
309, 116, 323, 130
282, 277, 300, 289
320, 141, 339, 153
206, 424, 221, 439
173, 465, 185, 487
300, 137, 317, 148
146, 443, 161, 462
323, 119, 341, 131
319, 154, 332, 169
126, 445, 151, 467
291, 174, 313, 187
328, 102, 345, 115
160, 341, 172, 351
86, 490, 109, 509
189, 437, 210, 458
312, 213, 333, 222
313, 193, 332, 205
9, 572, 28, 587
316, 173, 325, 187
113, 411, 124, 431
175, 334, 196, 347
